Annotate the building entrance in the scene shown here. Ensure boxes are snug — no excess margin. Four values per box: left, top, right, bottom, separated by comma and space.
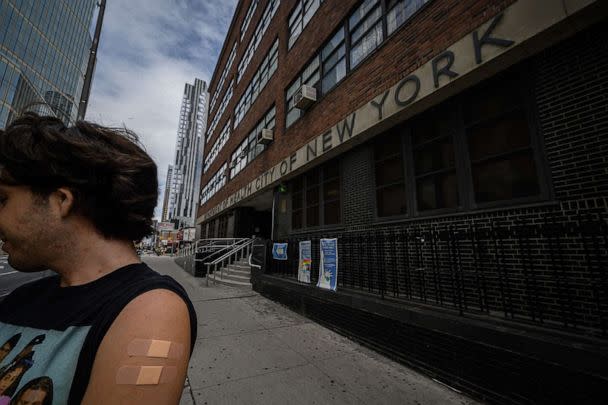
234, 207, 271, 239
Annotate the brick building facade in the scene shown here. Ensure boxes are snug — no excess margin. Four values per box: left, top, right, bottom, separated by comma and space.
198, 0, 608, 402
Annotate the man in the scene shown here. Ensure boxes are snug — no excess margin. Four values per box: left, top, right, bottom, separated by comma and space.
0, 113, 196, 404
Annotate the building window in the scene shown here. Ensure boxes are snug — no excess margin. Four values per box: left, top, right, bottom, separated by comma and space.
205, 119, 231, 173
288, 0, 323, 49
284, 0, 433, 129
305, 169, 320, 227
463, 76, 541, 204
230, 106, 276, 178
240, 0, 259, 40
207, 80, 233, 141
209, 43, 237, 117
321, 27, 346, 94
217, 214, 229, 238
291, 161, 341, 230
349, 0, 383, 69
291, 177, 304, 229
372, 71, 545, 218
234, 39, 279, 128
200, 162, 227, 205
387, 0, 429, 35
322, 161, 341, 225
237, 0, 280, 83
286, 56, 320, 128
374, 130, 407, 217
411, 113, 459, 211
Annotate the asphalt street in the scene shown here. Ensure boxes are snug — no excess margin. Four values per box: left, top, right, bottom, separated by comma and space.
144, 255, 480, 405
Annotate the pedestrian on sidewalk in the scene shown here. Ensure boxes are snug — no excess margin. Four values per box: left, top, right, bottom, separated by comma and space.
0, 113, 197, 404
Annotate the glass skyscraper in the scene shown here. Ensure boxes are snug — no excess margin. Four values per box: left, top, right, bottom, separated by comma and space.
0, 0, 102, 128
167, 78, 209, 229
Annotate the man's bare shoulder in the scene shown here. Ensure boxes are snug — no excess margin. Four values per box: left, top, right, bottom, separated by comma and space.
81, 289, 192, 405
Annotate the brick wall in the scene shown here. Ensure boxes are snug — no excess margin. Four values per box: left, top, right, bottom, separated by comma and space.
198, 0, 518, 218
534, 25, 608, 203
256, 22, 608, 404
268, 20, 608, 335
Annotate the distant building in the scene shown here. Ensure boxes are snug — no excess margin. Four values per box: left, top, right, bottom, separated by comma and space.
198, 0, 608, 403
166, 78, 208, 228
161, 165, 174, 222
0, 0, 104, 127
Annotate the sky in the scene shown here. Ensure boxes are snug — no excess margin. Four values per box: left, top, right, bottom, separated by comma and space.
86, 0, 238, 220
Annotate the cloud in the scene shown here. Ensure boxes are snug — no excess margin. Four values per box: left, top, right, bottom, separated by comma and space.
86, 0, 237, 220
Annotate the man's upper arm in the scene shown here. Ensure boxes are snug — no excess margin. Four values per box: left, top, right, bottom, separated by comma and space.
81, 289, 192, 405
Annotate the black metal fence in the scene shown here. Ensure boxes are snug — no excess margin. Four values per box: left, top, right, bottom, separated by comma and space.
266, 213, 608, 337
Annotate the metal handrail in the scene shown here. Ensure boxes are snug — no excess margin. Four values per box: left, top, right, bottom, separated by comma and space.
174, 238, 252, 282
205, 239, 253, 286
207, 238, 251, 268
177, 238, 248, 274
177, 238, 249, 258
200, 242, 241, 263
248, 253, 261, 269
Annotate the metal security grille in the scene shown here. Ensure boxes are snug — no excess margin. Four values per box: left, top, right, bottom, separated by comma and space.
266, 212, 608, 337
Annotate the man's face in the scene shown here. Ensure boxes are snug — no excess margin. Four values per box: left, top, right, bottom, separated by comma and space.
0, 183, 62, 272
16, 388, 47, 405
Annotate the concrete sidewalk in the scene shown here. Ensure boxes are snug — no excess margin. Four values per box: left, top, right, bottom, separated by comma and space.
144, 256, 480, 405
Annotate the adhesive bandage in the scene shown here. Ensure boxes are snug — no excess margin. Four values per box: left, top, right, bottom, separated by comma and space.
116, 366, 177, 385
127, 339, 183, 359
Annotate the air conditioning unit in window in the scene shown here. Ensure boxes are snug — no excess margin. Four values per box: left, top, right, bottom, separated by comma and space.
257, 128, 274, 145
229, 160, 237, 169
294, 85, 317, 110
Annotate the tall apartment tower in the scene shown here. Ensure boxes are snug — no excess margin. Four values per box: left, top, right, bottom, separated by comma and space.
167, 78, 208, 228
0, 0, 105, 127
161, 165, 174, 222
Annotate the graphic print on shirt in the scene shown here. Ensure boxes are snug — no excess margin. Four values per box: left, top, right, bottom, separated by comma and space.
0, 323, 90, 404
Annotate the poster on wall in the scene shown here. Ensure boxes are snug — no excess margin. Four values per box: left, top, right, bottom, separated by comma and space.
183, 227, 196, 242
317, 238, 338, 291
298, 241, 312, 283
272, 243, 288, 260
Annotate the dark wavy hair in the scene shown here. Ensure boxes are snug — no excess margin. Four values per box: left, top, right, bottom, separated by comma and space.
0, 113, 158, 241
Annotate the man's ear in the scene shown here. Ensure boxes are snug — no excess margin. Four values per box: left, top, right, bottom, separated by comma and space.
52, 187, 75, 218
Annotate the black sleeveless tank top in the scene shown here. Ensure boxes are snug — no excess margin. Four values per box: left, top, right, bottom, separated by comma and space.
0, 262, 197, 404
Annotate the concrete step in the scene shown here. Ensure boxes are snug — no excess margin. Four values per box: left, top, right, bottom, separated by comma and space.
227, 262, 250, 270
225, 267, 250, 276
230, 262, 251, 270
219, 268, 251, 282
208, 273, 252, 289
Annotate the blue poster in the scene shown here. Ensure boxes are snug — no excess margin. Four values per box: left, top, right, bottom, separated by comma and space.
317, 238, 338, 291
298, 241, 312, 283
272, 243, 288, 260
